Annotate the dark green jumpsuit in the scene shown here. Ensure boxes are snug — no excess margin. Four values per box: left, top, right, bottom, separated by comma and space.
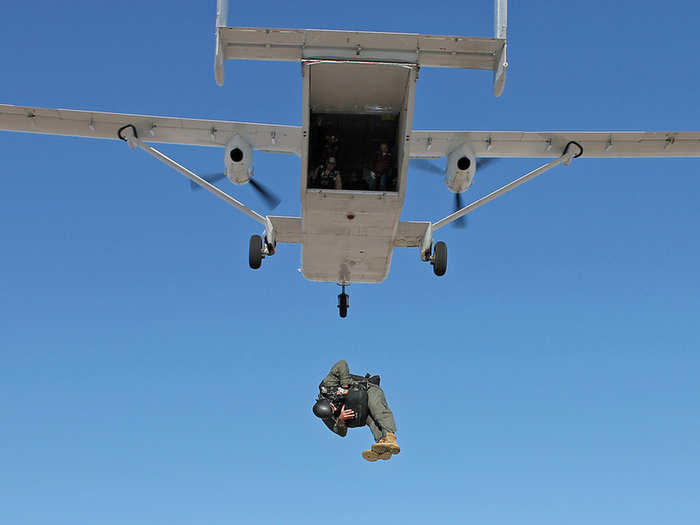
320, 360, 397, 442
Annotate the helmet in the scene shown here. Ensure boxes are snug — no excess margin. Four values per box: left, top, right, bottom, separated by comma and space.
312, 398, 333, 418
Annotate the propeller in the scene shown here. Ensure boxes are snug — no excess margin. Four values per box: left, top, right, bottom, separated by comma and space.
190, 172, 281, 210
248, 178, 281, 209
409, 158, 445, 175
474, 157, 498, 170
454, 192, 466, 229
410, 157, 499, 175
410, 157, 501, 228
189, 172, 227, 190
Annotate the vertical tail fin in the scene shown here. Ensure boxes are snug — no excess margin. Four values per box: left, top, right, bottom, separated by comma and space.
214, 0, 229, 86
493, 0, 508, 96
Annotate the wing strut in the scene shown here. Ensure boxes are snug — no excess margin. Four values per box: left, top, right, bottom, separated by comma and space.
432, 141, 582, 231
118, 124, 267, 226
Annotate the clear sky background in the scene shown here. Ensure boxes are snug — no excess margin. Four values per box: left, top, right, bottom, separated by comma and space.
1, 1, 699, 524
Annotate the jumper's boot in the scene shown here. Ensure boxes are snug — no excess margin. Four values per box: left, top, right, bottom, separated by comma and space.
362, 449, 391, 462
371, 432, 401, 455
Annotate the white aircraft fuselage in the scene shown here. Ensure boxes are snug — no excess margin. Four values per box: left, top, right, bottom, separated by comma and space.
299, 61, 418, 284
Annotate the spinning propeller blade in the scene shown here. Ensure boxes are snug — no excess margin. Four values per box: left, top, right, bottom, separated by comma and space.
476, 157, 498, 170
409, 158, 445, 175
189, 172, 226, 190
410, 157, 500, 176
249, 178, 281, 210
190, 172, 281, 210
454, 192, 467, 228
410, 157, 502, 229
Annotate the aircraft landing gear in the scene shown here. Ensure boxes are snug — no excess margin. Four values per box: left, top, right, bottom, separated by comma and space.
337, 284, 349, 318
249, 233, 276, 270
430, 241, 447, 276
249, 234, 263, 269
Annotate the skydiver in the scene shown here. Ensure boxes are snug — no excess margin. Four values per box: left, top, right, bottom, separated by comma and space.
312, 360, 400, 462
311, 157, 342, 189
370, 142, 394, 191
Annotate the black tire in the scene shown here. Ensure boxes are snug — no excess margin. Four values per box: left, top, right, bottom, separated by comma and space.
338, 293, 349, 318
432, 241, 447, 276
249, 235, 263, 270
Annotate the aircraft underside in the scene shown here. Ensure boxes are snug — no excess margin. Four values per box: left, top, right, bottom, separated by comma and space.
2, 0, 699, 319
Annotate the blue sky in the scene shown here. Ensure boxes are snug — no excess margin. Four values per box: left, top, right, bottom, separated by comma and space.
1, 1, 699, 524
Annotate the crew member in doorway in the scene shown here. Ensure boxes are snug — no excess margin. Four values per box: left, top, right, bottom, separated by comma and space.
312, 360, 400, 462
322, 134, 340, 163
370, 143, 394, 191
311, 157, 342, 190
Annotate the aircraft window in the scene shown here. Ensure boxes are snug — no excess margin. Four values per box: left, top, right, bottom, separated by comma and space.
308, 113, 399, 192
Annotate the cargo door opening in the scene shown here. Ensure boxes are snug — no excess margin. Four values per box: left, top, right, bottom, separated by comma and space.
308, 112, 399, 192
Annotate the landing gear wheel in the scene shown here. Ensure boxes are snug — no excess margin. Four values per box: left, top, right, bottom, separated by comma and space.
337, 285, 349, 318
431, 241, 447, 276
249, 235, 263, 270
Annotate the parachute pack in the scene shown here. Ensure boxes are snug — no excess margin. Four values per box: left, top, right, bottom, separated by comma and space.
318, 373, 380, 427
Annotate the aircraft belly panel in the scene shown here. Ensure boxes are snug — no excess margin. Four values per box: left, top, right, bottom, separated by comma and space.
302, 234, 394, 283
301, 190, 401, 283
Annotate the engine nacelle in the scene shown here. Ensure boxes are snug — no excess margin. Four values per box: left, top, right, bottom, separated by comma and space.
225, 134, 253, 185
445, 144, 476, 194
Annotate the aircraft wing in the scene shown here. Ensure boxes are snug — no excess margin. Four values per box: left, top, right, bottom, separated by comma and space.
0, 104, 302, 155
410, 131, 700, 158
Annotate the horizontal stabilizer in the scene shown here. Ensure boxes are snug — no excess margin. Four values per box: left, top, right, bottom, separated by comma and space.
213, 0, 508, 94
214, 0, 508, 94
218, 27, 505, 70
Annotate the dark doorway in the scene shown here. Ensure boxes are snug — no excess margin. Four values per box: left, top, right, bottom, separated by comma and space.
308, 112, 399, 192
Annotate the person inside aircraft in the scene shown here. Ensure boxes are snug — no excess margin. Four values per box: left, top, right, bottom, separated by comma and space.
369, 142, 395, 191
322, 134, 340, 163
312, 360, 401, 462
310, 157, 342, 189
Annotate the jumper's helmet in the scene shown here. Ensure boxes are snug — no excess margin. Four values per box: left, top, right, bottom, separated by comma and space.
312, 398, 333, 418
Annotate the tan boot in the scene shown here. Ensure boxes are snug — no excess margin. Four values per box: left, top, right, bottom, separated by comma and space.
362, 449, 391, 462
371, 432, 401, 455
